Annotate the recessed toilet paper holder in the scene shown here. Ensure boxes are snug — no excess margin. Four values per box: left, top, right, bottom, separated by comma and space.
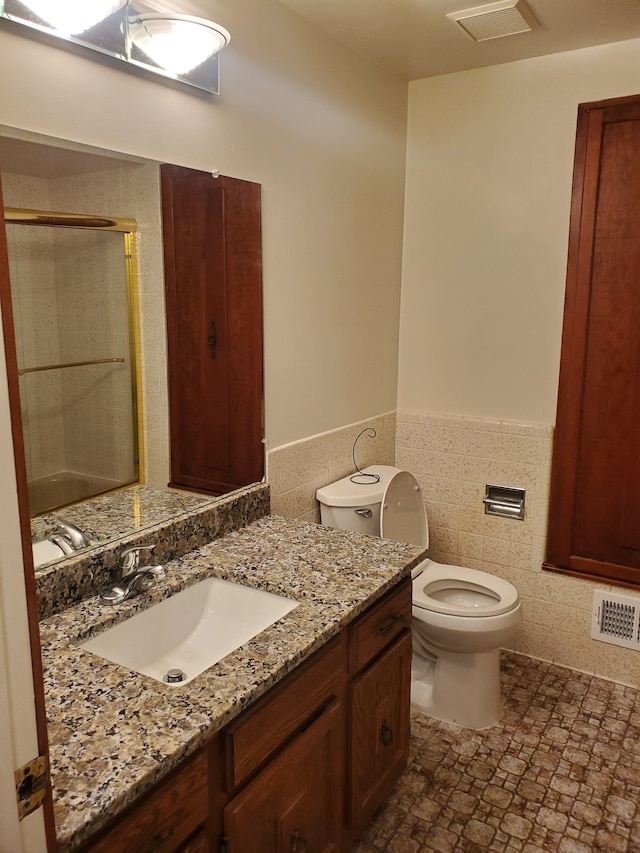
483, 485, 525, 520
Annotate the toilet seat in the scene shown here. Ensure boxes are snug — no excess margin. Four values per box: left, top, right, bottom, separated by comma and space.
380, 470, 429, 548
412, 559, 519, 617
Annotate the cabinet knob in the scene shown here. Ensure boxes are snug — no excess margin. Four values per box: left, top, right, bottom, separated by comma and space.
291, 828, 308, 852
378, 615, 402, 636
381, 719, 393, 746
150, 830, 171, 850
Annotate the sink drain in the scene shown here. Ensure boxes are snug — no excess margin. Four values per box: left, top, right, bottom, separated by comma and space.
164, 668, 187, 684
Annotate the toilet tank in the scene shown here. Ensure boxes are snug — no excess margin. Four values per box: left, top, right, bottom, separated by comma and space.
315, 465, 400, 537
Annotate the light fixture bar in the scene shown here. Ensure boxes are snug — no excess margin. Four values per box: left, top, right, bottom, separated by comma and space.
19, 0, 127, 36
0, 1, 231, 93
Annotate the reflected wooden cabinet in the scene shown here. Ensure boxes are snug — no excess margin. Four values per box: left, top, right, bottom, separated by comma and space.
161, 166, 264, 496
79, 579, 411, 853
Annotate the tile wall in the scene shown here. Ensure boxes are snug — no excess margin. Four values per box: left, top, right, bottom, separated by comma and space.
267, 411, 396, 523
396, 411, 640, 689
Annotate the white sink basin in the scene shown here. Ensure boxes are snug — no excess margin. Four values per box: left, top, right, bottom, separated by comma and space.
32, 539, 65, 567
80, 578, 298, 685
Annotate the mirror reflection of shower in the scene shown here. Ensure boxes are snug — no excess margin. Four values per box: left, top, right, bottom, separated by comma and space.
4, 210, 141, 516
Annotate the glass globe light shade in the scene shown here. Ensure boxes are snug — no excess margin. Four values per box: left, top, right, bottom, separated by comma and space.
128, 14, 231, 76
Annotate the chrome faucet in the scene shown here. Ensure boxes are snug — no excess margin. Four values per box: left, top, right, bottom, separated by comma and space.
99, 545, 166, 605
49, 534, 75, 555
54, 518, 91, 550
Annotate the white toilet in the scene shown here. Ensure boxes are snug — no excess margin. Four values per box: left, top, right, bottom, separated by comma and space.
316, 465, 521, 729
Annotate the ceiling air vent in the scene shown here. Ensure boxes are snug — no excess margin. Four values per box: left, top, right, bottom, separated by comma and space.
447, 0, 539, 42
591, 590, 640, 651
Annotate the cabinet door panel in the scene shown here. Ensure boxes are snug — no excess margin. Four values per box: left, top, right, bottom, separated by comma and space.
349, 631, 411, 836
224, 700, 343, 853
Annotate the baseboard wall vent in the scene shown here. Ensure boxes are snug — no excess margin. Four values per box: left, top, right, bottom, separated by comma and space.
591, 590, 640, 650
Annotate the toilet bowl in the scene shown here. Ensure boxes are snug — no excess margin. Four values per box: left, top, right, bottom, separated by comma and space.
316, 465, 521, 729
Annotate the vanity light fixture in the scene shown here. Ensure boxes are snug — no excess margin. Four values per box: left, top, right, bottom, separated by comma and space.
0, 1, 231, 93
128, 13, 231, 76
18, 0, 127, 36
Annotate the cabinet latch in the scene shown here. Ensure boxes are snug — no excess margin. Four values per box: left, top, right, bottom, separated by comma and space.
15, 755, 49, 820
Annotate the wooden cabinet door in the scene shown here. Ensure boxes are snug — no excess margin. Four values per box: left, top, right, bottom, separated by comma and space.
161, 166, 264, 496
223, 700, 344, 853
348, 631, 411, 838
546, 95, 640, 587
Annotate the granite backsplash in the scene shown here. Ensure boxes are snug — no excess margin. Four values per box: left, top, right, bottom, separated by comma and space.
35, 483, 270, 619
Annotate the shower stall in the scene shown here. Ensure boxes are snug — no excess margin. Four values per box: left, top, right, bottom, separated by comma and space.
5, 209, 141, 516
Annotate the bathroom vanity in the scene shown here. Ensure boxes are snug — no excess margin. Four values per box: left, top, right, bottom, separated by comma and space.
38, 505, 424, 852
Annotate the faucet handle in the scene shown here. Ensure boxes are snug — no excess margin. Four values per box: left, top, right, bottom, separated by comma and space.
120, 544, 154, 574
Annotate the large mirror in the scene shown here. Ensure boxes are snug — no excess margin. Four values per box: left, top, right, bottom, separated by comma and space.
0, 124, 262, 570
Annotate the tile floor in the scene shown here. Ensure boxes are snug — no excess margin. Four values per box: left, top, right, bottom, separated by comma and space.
354, 652, 640, 852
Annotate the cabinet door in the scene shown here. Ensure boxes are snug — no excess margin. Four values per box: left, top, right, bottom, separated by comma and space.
546, 95, 640, 587
348, 631, 411, 837
223, 700, 343, 853
161, 166, 264, 495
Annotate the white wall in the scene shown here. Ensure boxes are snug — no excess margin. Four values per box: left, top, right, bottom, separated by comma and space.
0, 0, 408, 451
399, 39, 640, 424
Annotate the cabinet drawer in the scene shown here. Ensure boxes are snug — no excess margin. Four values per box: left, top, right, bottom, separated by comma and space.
349, 578, 411, 675
84, 749, 208, 853
225, 632, 346, 790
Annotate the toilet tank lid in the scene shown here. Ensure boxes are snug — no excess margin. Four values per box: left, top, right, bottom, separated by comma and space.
316, 465, 400, 507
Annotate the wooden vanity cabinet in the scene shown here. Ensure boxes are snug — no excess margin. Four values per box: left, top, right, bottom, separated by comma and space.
77, 579, 411, 853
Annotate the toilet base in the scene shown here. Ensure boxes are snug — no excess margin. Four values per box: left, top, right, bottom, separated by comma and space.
411, 647, 503, 729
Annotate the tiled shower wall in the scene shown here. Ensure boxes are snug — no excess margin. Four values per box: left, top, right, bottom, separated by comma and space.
268, 409, 640, 688
396, 411, 640, 689
3, 159, 170, 491
45, 162, 169, 489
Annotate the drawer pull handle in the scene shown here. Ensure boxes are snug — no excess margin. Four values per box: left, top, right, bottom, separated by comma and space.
291, 829, 308, 852
381, 719, 393, 746
151, 830, 171, 850
207, 320, 217, 359
378, 615, 402, 636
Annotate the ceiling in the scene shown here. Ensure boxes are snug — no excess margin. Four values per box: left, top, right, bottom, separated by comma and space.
276, 0, 640, 80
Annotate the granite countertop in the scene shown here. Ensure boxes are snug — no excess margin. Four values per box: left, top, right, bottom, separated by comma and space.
41, 514, 425, 851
